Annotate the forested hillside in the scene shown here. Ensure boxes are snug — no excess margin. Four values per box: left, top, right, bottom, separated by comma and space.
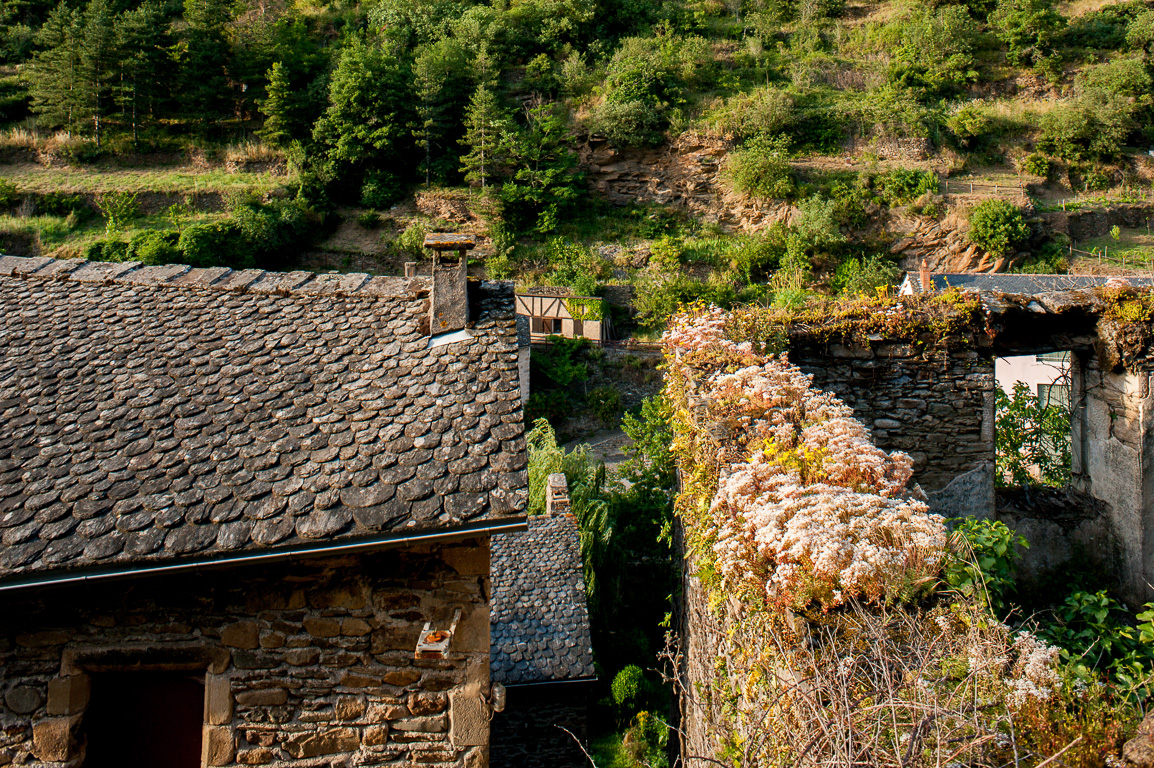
2, 0, 1153, 295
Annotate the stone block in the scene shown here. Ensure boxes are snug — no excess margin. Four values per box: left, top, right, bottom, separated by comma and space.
32, 716, 79, 762
283, 727, 360, 758
335, 696, 366, 720
1123, 711, 1154, 767
236, 688, 288, 707
205, 675, 233, 725
203, 726, 235, 767
15, 630, 70, 648
5, 684, 44, 714
237, 748, 276, 765
304, 617, 341, 638
341, 618, 372, 637
364, 725, 389, 746
260, 632, 285, 649
408, 693, 446, 716
392, 715, 448, 733
308, 585, 367, 610
340, 672, 382, 688
368, 703, 409, 721
382, 669, 421, 687
221, 621, 261, 649
47, 676, 90, 717
285, 648, 320, 666
449, 690, 487, 747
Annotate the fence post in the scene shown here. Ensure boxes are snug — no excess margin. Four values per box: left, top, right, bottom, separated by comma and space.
970, 182, 974, 194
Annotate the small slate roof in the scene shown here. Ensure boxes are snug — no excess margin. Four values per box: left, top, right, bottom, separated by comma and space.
0, 256, 527, 586
921, 273, 1154, 293
491, 514, 596, 685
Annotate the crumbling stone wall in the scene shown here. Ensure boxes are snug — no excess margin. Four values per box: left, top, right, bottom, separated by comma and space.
0, 540, 492, 768
792, 344, 996, 512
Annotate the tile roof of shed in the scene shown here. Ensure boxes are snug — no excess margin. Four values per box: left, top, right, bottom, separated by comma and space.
0, 256, 527, 587
490, 514, 596, 685
925, 273, 1154, 293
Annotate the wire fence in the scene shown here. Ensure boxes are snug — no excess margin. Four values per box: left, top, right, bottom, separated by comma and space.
940, 179, 1028, 197
1065, 242, 1154, 271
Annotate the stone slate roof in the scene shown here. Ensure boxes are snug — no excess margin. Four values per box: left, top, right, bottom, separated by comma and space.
0, 256, 527, 587
923, 273, 1154, 293
490, 514, 596, 685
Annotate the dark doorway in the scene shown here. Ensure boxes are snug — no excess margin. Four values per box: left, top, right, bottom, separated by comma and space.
84, 672, 205, 768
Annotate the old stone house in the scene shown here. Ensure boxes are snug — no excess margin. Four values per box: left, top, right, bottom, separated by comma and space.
516, 290, 609, 344
489, 476, 597, 768
0, 254, 527, 767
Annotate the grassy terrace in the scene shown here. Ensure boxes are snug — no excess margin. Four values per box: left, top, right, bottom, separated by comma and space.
0, 162, 292, 196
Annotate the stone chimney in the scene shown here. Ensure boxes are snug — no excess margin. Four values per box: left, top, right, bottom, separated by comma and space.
423, 233, 476, 344
545, 473, 571, 516
919, 259, 933, 294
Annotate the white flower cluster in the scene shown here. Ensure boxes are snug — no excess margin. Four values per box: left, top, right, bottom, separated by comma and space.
666, 309, 947, 609
1006, 632, 1062, 707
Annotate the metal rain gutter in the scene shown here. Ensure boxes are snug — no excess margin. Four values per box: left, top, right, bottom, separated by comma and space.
0, 517, 529, 594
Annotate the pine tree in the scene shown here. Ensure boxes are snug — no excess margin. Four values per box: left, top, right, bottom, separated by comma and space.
412, 38, 470, 186
78, 0, 115, 147
257, 61, 293, 147
180, 0, 231, 128
29, 2, 84, 133
458, 83, 508, 190
114, 3, 169, 146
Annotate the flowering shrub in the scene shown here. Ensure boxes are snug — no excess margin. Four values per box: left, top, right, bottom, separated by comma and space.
665, 307, 946, 609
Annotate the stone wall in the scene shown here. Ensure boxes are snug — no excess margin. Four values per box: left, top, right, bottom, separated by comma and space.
792, 344, 996, 509
0, 540, 493, 768
489, 683, 593, 768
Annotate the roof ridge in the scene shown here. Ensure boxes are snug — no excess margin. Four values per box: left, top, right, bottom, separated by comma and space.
0, 255, 428, 299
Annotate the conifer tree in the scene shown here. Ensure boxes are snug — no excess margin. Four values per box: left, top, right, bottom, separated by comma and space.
459, 83, 508, 190
257, 61, 293, 147
113, 3, 169, 146
78, 0, 115, 147
180, 0, 231, 128
29, 2, 84, 133
412, 38, 470, 186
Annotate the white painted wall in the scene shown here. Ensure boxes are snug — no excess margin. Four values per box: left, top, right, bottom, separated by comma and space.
995, 353, 1069, 400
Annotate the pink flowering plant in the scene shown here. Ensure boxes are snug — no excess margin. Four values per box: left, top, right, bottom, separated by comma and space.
665, 306, 946, 610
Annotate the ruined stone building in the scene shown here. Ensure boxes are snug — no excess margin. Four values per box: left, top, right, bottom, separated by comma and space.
788, 285, 1154, 606
0, 254, 527, 767
489, 475, 596, 768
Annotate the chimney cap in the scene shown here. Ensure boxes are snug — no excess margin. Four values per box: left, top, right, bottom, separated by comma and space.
424, 233, 476, 252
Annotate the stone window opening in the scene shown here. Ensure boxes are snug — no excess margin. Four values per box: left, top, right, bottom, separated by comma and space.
994, 347, 1076, 485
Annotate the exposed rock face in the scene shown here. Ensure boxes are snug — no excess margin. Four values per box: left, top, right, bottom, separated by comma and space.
1041, 202, 1154, 243
890, 216, 1019, 274
1123, 711, 1154, 767
580, 132, 800, 232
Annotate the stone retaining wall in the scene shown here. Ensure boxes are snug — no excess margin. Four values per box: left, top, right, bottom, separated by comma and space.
489, 683, 593, 768
0, 541, 492, 768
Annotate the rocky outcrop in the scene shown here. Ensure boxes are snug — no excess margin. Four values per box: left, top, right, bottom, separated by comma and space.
580, 132, 800, 232
1123, 711, 1154, 767
890, 216, 1020, 273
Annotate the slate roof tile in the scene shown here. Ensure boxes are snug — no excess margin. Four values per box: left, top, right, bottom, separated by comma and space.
0, 256, 528, 586
490, 514, 597, 685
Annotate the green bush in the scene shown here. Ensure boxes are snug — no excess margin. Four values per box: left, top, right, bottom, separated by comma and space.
724, 135, 794, 199
394, 223, 428, 258
830, 254, 900, 296
709, 87, 794, 141
37, 192, 87, 217
944, 518, 1026, 616
946, 106, 991, 149
0, 177, 18, 209
967, 199, 1030, 257
128, 230, 181, 265
593, 99, 667, 147
996, 380, 1071, 487
178, 221, 250, 269
97, 191, 139, 235
874, 169, 938, 206
542, 238, 606, 295
357, 211, 382, 228
989, 0, 1065, 67
611, 665, 646, 715
525, 389, 570, 428
360, 171, 405, 209
1022, 152, 1053, 178
587, 386, 623, 425
81, 238, 130, 262
1037, 589, 1154, 697
1037, 99, 1132, 161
